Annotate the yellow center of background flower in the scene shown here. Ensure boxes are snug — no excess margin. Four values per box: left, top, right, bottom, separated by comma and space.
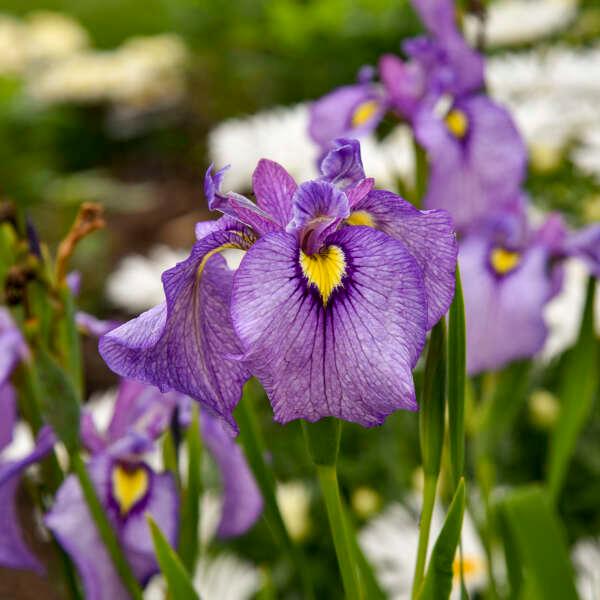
490, 247, 521, 274
112, 465, 149, 515
351, 100, 379, 128
452, 555, 484, 581
346, 210, 375, 227
300, 245, 346, 305
445, 109, 468, 138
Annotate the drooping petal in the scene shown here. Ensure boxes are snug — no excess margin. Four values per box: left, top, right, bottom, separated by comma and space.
308, 84, 385, 148
252, 159, 297, 228
100, 228, 253, 433
563, 224, 600, 277
319, 138, 366, 188
287, 181, 350, 254
352, 190, 457, 328
201, 411, 263, 538
204, 165, 280, 235
416, 95, 526, 231
0, 382, 16, 452
231, 227, 427, 426
0, 426, 55, 573
76, 312, 120, 337
460, 235, 553, 374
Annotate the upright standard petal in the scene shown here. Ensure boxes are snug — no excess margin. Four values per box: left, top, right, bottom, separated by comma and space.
417, 95, 526, 231
252, 159, 297, 228
100, 228, 253, 433
563, 224, 600, 277
379, 54, 427, 119
0, 427, 55, 573
351, 190, 457, 328
287, 181, 350, 254
201, 411, 263, 538
460, 235, 553, 374
231, 226, 427, 426
319, 138, 366, 188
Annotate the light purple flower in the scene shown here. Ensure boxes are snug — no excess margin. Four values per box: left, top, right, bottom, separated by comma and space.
101, 139, 457, 428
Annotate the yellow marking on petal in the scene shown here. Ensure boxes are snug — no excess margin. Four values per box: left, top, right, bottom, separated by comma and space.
490, 247, 521, 275
112, 465, 149, 516
445, 109, 468, 138
197, 243, 238, 277
351, 100, 379, 128
452, 555, 484, 582
300, 245, 346, 305
346, 210, 375, 227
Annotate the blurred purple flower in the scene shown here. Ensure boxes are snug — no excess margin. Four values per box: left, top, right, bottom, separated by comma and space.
100, 139, 457, 428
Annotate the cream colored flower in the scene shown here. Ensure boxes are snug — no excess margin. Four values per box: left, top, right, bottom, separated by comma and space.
276, 480, 311, 541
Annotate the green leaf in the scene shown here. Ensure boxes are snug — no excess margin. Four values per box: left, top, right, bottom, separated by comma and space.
547, 276, 598, 502
179, 403, 202, 573
302, 417, 340, 467
447, 266, 466, 490
148, 516, 200, 600
496, 503, 523, 598
419, 479, 466, 600
55, 284, 83, 396
498, 486, 578, 600
36, 347, 80, 452
420, 318, 447, 477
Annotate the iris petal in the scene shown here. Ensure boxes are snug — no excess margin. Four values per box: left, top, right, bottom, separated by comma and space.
252, 159, 297, 228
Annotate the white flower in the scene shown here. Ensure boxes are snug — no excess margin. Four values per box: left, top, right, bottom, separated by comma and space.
359, 501, 486, 599
573, 538, 600, 600
464, 0, 576, 48
0, 16, 27, 75
208, 103, 414, 192
276, 480, 311, 541
572, 127, 600, 184
106, 245, 188, 313
144, 552, 260, 600
542, 258, 600, 361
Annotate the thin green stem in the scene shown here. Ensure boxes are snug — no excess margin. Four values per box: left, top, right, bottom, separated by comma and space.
411, 474, 438, 599
317, 465, 362, 600
72, 453, 144, 600
413, 139, 428, 209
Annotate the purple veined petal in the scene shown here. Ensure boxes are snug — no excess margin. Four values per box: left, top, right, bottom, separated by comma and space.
460, 235, 553, 374
562, 224, 600, 277
201, 411, 263, 538
195, 215, 240, 242
80, 411, 108, 455
0, 426, 55, 574
287, 181, 350, 255
76, 312, 120, 338
231, 226, 427, 427
252, 159, 297, 228
0, 308, 29, 387
0, 383, 16, 452
99, 228, 253, 434
204, 165, 281, 235
379, 54, 427, 119
308, 84, 385, 148
353, 190, 457, 328
417, 95, 526, 232
120, 471, 179, 584
319, 138, 366, 188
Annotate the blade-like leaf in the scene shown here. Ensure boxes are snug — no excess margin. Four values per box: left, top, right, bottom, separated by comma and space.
447, 266, 466, 490
36, 347, 80, 453
148, 516, 200, 600
419, 479, 466, 600
547, 277, 598, 502
420, 318, 447, 478
499, 486, 578, 600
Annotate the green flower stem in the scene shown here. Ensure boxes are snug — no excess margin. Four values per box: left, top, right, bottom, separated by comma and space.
411, 473, 438, 599
316, 464, 362, 600
413, 139, 428, 209
71, 453, 144, 600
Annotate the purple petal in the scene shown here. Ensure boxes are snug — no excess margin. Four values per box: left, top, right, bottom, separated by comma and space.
319, 138, 366, 188
354, 190, 457, 328
0, 427, 55, 573
563, 224, 600, 277
411, 0, 455, 37
0, 308, 29, 387
66, 271, 81, 297
76, 312, 120, 337
0, 383, 16, 452
100, 228, 252, 434
379, 54, 427, 119
287, 181, 350, 254
201, 411, 263, 538
231, 227, 427, 426
417, 96, 526, 231
460, 235, 553, 374
252, 159, 297, 228
204, 165, 280, 235
309, 84, 384, 148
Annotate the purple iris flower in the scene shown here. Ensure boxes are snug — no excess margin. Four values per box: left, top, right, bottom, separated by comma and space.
46, 378, 262, 599
461, 213, 600, 374
100, 138, 457, 428
0, 308, 55, 573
